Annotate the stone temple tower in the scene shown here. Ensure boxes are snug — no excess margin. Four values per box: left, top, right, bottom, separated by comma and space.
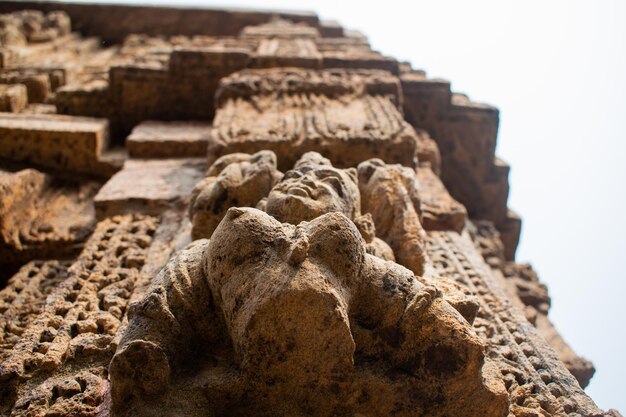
0, 2, 620, 416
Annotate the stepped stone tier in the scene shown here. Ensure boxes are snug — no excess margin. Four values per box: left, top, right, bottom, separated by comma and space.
0, 2, 618, 417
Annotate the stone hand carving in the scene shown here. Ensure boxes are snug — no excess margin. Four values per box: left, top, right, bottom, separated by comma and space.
110, 208, 507, 417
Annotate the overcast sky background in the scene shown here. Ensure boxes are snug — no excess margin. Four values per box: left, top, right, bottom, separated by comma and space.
67, 0, 625, 410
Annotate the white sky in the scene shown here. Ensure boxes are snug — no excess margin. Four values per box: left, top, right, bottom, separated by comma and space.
63, 0, 626, 411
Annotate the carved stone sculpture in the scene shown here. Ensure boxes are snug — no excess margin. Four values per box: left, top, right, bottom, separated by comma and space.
189, 150, 283, 240
190, 151, 435, 272
110, 208, 507, 417
0, 4, 618, 416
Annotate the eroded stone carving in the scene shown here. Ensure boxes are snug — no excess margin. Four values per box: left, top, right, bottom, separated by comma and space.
0, 10, 70, 46
0, 168, 99, 272
426, 230, 604, 416
209, 68, 422, 170
466, 219, 596, 388
191, 151, 443, 272
0, 4, 618, 416
0, 214, 158, 417
111, 208, 507, 417
358, 158, 427, 275
189, 150, 283, 240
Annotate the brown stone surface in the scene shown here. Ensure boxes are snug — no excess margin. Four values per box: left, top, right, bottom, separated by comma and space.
190, 150, 283, 240
0, 113, 113, 176
358, 158, 427, 275
417, 165, 466, 232
425, 230, 604, 416
0, 168, 98, 269
252, 37, 322, 68
52, 34, 250, 136
467, 219, 597, 389
0, 4, 617, 416
241, 17, 321, 39
210, 68, 417, 170
0, 209, 190, 417
94, 158, 206, 219
111, 209, 508, 417
0, 10, 70, 47
535, 314, 596, 389
0, 260, 71, 360
0, 84, 27, 112
126, 120, 212, 158
401, 71, 521, 258
0, 70, 51, 103
0, 214, 158, 417
0, 3, 319, 44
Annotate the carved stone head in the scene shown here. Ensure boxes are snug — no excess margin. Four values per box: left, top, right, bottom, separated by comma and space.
265, 151, 360, 224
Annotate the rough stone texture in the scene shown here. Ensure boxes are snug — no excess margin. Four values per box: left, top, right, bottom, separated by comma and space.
252, 37, 322, 68
0, 84, 27, 112
0, 168, 98, 270
0, 4, 618, 417
535, 314, 596, 390
210, 68, 419, 170
94, 158, 206, 219
417, 165, 466, 233
190, 150, 283, 240
358, 158, 427, 276
0, 10, 70, 47
0, 209, 190, 417
0, 214, 159, 417
55, 35, 254, 137
0, 261, 71, 360
467, 219, 597, 389
0, 70, 51, 103
0, 113, 116, 177
191, 151, 442, 271
241, 17, 321, 39
126, 121, 212, 158
111, 208, 508, 417
401, 71, 521, 259
0, 3, 319, 44
425, 230, 606, 416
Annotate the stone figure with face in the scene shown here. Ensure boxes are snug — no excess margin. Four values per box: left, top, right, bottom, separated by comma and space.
264, 152, 360, 224
264, 152, 395, 261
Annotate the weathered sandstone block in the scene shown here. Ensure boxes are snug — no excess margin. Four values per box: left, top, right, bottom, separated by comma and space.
417, 165, 467, 232
358, 158, 427, 275
0, 70, 50, 102
425, 230, 606, 416
95, 158, 206, 219
0, 214, 158, 417
0, 260, 70, 360
252, 38, 322, 68
0, 113, 109, 175
0, 4, 617, 416
126, 120, 212, 158
467, 219, 596, 389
